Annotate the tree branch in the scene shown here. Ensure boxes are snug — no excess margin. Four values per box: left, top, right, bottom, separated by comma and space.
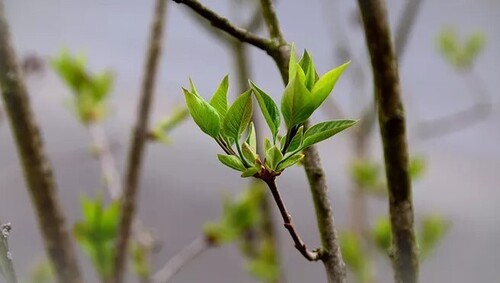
87, 123, 122, 199
151, 237, 209, 283
263, 178, 322, 261
0, 223, 17, 283
357, 0, 419, 282
172, 0, 273, 53
173, 0, 347, 281
0, 2, 83, 283
113, 0, 168, 282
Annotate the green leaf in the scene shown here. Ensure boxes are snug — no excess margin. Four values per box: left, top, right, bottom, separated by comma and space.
302, 120, 357, 149
265, 146, 283, 171
217, 154, 247, 172
183, 88, 221, 138
298, 50, 317, 90
287, 125, 304, 153
264, 137, 272, 153
409, 156, 426, 181
241, 165, 261, 178
281, 67, 315, 128
188, 77, 201, 97
340, 232, 364, 273
242, 142, 258, 164
246, 122, 257, 152
223, 89, 253, 141
372, 217, 391, 252
311, 61, 350, 109
276, 153, 304, 172
288, 43, 298, 82
250, 81, 281, 139
419, 215, 449, 259
209, 75, 229, 119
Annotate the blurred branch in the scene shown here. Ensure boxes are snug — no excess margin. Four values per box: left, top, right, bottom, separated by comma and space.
357, 0, 419, 282
0, 223, 17, 283
0, 2, 83, 283
113, 0, 168, 282
151, 237, 210, 283
88, 124, 122, 199
416, 71, 493, 140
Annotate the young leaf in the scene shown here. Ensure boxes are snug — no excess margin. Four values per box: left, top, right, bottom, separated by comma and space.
242, 142, 259, 164
265, 146, 283, 171
246, 122, 257, 152
276, 153, 304, 172
264, 137, 272, 153
281, 67, 315, 128
288, 43, 298, 82
209, 75, 229, 119
183, 88, 221, 138
302, 120, 357, 149
250, 81, 281, 138
241, 165, 261, 178
311, 61, 350, 109
298, 50, 316, 90
217, 154, 247, 172
188, 77, 201, 97
223, 89, 253, 141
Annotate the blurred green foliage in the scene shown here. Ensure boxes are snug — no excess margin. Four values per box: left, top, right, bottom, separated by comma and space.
437, 27, 485, 71
340, 232, 372, 283
51, 50, 114, 124
73, 195, 120, 281
22, 258, 54, 283
149, 107, 189, 145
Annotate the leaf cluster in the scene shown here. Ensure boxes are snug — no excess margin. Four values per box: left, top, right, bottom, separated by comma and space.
437, 27, 486, 71
184, 45, 357, 179
51, 50, 114, 124
73, 195, 120, 280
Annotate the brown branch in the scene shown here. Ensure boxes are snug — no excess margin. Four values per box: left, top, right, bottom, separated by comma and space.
151, 237, 210, 283
0, 2, 83, 283
0, 223, 17, 283
113, 0, 168, 282
174, 0, 346, 281
357, 0, 419, 282
262, 178, 322, 261
172, 0, 273, 53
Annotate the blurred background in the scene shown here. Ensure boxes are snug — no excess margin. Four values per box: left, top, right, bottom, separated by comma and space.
1, 0, 499, 282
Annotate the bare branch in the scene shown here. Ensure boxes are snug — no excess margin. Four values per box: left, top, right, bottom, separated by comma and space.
87, 123, 122, 199
357, 0, 419, 282
151, 237, 210, 283
172, 0, 273, 53
0, 2, 83, 283
262, 178, 322, 261
0, 223, 17, 283
113, 0, 168, 282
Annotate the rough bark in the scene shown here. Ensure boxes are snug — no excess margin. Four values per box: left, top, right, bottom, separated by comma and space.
356, 0, 419, 282
113, 0, 168, 282
0, 2, 83, 283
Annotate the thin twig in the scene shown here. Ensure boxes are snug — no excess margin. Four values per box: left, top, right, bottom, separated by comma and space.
87, 123, 122, 199
172, 0, 273, 53
0, 2, 83, 283
113, 0, 168, 282
151, 237, 210, 283
263, 178, 322, 261
357, 0, 419, 282
0, 223, 17, 283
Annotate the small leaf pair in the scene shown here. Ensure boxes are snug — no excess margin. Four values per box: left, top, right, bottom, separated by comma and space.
282, 44, 350, 128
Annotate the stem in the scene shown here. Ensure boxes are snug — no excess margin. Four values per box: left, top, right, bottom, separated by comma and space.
151, 237, 210, 283
263, 178, 322, 261
357, 0, 419, 282
0, 223, 17, 283
87, 123, 122, 199
113, 0, 168, 282
0, 2, 83, 283
259, 0, 285, 43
